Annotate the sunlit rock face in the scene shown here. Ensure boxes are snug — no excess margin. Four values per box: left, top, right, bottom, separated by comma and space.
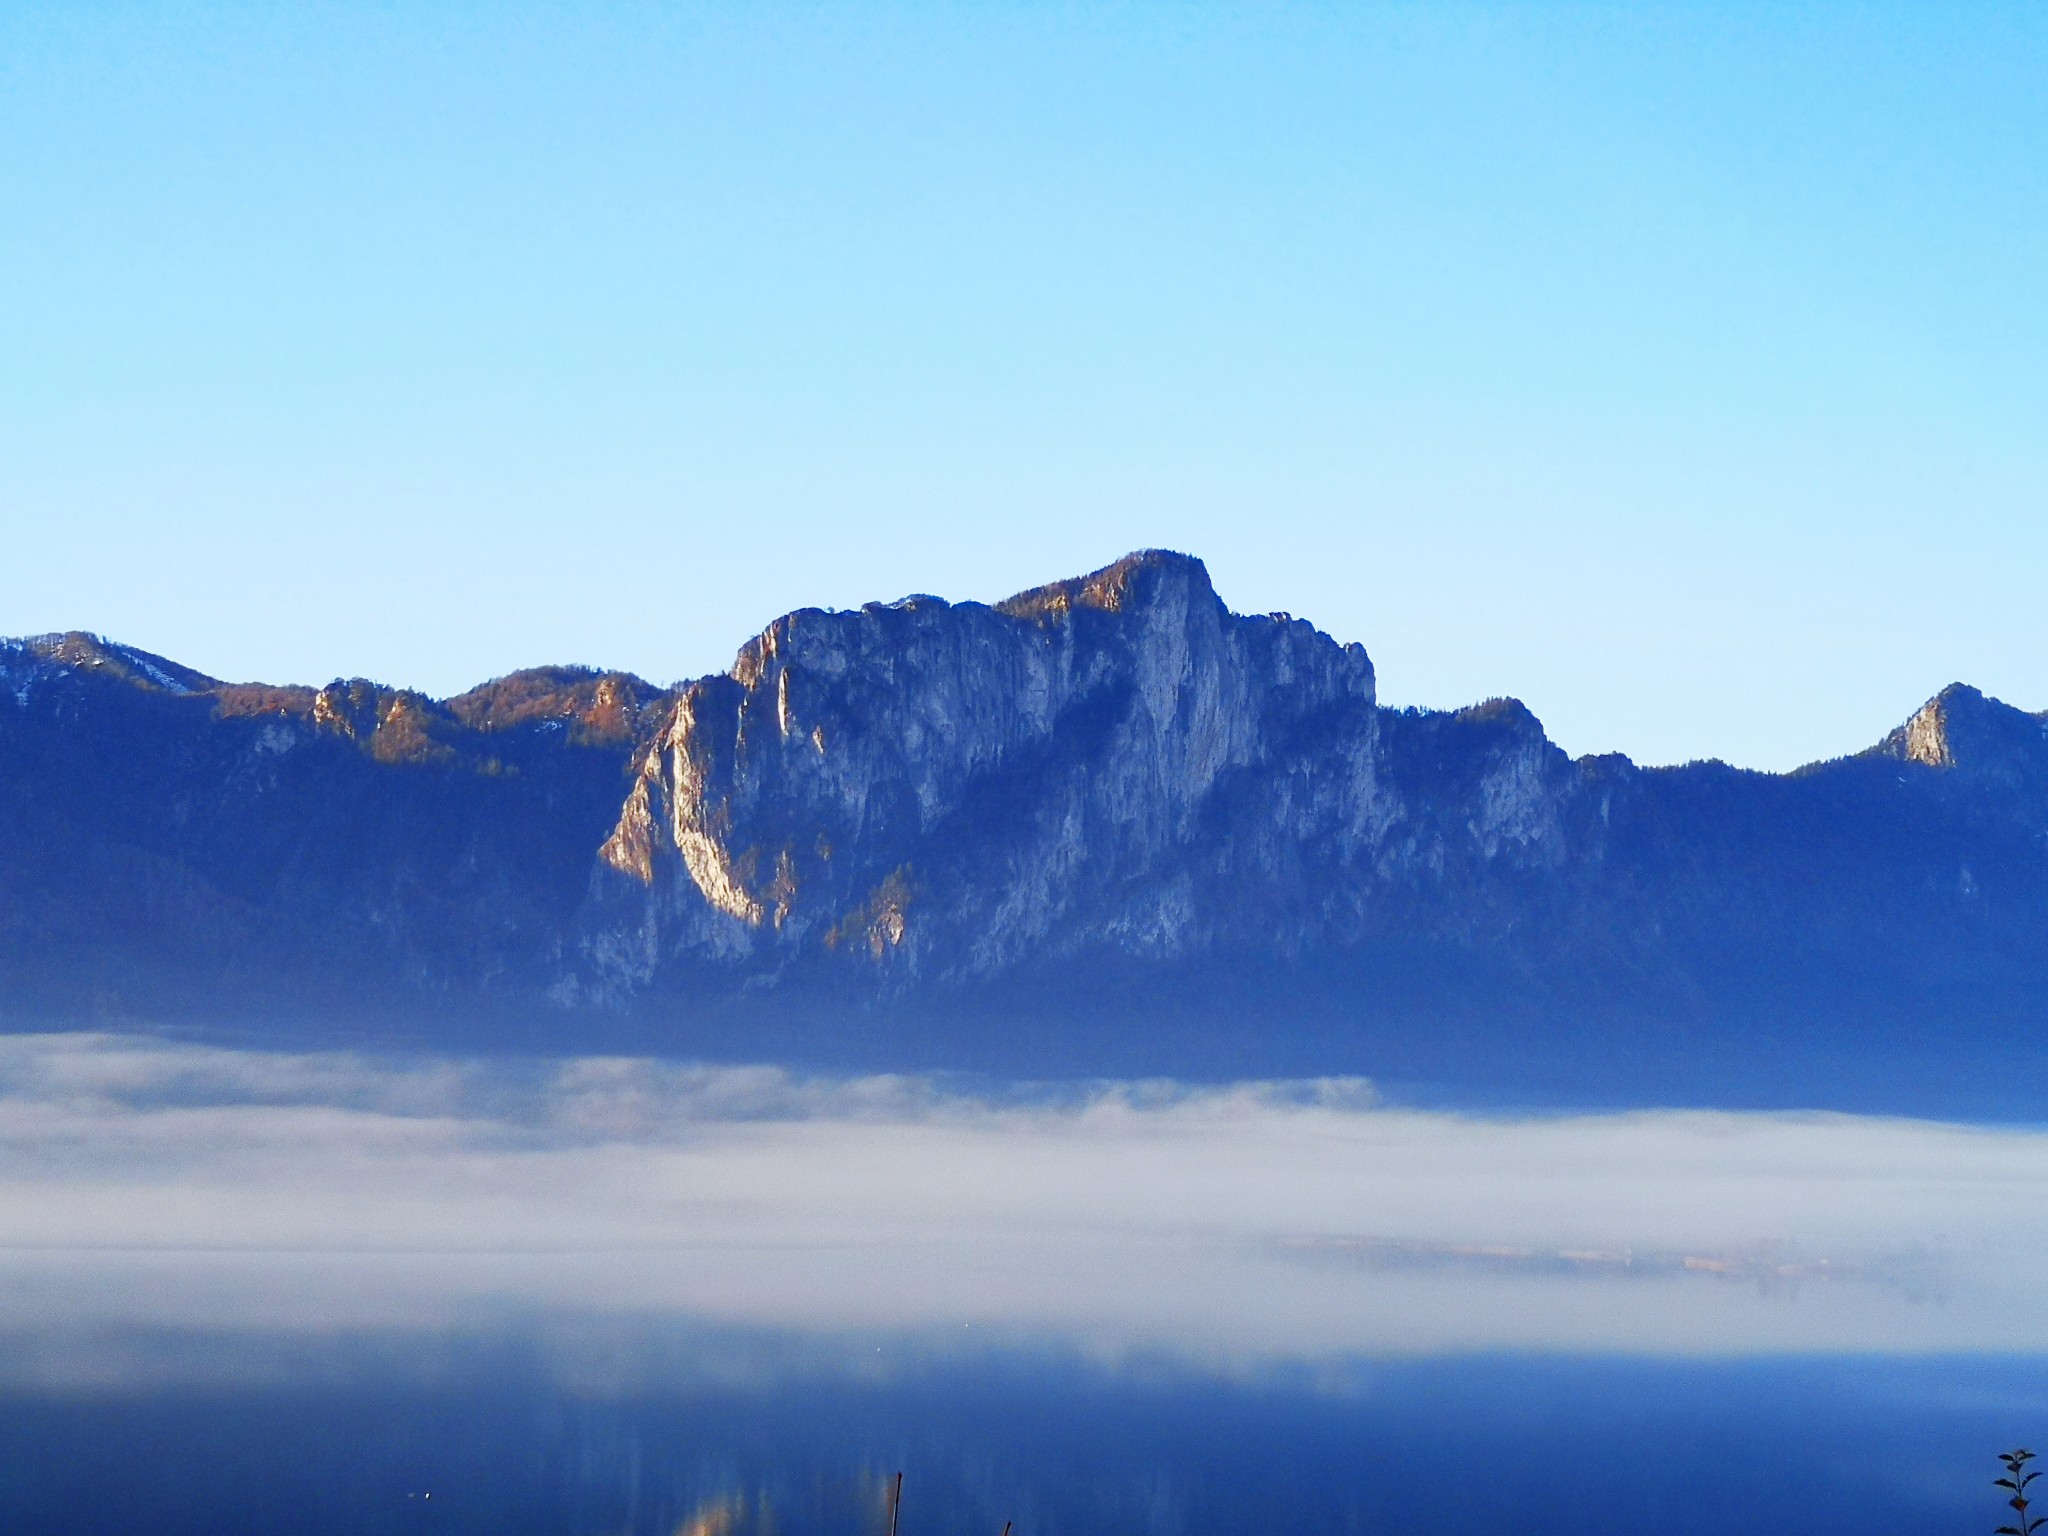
577, 551, 1588, 1002
1869, 681, 2048, 796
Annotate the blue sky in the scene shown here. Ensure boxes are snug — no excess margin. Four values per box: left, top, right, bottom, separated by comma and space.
1, 2, 2042, 769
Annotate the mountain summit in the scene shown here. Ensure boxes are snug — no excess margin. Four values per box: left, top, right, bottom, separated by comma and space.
4, 553, 2046, 1112
586, 548, 1380, 994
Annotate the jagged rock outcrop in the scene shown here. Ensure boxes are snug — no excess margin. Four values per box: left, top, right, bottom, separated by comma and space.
5, 556, 2048, 1111
1870, 682, 2048, 796
582, 552, 1399, 993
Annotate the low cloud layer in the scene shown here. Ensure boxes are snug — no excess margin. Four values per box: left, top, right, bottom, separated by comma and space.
2, 1033, 2047, 1375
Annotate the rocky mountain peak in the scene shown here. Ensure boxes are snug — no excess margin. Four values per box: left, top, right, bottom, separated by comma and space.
1873, 683, 2048, 789
588, 550, 1393, 995
17, 632, 218, 695
995, 548, 1217, 623
445, 667, 663, 744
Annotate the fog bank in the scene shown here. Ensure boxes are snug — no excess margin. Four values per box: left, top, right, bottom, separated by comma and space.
2, 1034, 2045, 1372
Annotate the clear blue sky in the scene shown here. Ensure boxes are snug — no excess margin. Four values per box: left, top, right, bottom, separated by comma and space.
2, 3, 2042, 770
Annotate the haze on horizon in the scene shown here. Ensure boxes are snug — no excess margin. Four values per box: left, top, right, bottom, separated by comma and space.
5, 1032, 2047, 1377
2, 3, 2043, 771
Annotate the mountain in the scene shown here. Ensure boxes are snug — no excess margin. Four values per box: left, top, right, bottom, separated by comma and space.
5, 551, 2046, 1113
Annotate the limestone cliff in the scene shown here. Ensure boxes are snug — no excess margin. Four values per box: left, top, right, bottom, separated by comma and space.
582, 551, 1412, 994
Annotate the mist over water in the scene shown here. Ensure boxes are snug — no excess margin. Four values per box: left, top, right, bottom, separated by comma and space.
3, 1032, 2046, 1533
2, 1032, 2046, 1364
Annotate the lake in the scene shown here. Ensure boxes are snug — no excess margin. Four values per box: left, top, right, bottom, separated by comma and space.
2, 1033, 2045, 1533
0, 1337, 2039, 1534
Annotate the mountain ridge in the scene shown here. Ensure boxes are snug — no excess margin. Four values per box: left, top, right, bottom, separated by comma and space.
4, 552, 2046, 1113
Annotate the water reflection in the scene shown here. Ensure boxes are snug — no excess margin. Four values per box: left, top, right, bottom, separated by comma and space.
0, 1330, 2039, 1535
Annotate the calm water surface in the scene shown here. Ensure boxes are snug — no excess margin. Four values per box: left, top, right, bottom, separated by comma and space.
0, 1338, 2038, 1535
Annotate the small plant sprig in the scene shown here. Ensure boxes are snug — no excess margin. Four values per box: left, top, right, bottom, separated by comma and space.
1998, 1449, 2043, 1536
